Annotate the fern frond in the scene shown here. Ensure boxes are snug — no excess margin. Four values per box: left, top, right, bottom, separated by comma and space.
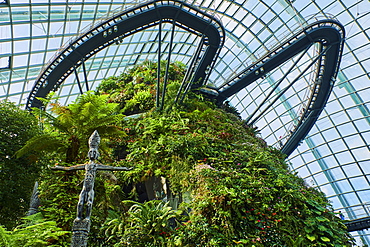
0, 225, 11, 247
15, 134, 66, 158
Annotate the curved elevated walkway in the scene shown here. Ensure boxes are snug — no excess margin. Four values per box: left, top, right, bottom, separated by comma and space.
26, 1, 345, 159
26, 0, 224, 109
345, 217, 370, 232
216, 20, 345, 156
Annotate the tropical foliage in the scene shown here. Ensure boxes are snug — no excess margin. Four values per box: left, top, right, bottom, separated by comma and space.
13, 92, 127, 241
0, 213, 68, 247
94, 61, 352, 246
5, 60, 353, 246
97, 60, 186, 115
0, 101, 41, 229
16, 92, 126, 163
102, 200, 181, 246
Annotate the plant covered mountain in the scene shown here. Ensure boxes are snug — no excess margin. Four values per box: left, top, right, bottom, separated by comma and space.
12, 60, 352, 246
94, 60, 352, 246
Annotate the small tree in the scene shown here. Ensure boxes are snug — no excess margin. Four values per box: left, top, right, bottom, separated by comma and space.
15, 93, 127, 239
16, 92, 126, 164
0, 101, 41, 229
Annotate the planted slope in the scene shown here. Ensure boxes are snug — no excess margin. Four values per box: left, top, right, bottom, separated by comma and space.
97, 61, 352, 246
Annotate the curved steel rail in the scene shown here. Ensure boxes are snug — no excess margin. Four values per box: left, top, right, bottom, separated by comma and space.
216, 20, 345, 157
26, 0, 345, 158
26, 0, 225, 109
345, 216, 370, 232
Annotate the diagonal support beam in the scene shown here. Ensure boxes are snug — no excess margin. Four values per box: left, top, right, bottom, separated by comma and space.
160, 4, 183, 110
81, 58, 89, 91
245, 44, 312, 124
175, 36, 205, 104
73, 64, 84, 95
248, 45, 330, 126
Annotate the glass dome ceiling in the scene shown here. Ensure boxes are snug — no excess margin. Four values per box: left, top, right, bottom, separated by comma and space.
1, 0, 369, 245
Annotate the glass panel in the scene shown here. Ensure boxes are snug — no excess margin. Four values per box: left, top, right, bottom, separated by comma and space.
320, 183, 336, 197
343, 163, 364, 177
343, 192, 360, 205
331, 167, 346, 180
336, 180, 353, 193
351, 147, 370, 162
344, 135, 366, 149
350, 177, 369, 191
337, 123, 357, 137
335, 151, 354, 164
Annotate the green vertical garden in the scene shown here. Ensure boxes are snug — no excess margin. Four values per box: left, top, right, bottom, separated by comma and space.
1, 61, 352, 246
